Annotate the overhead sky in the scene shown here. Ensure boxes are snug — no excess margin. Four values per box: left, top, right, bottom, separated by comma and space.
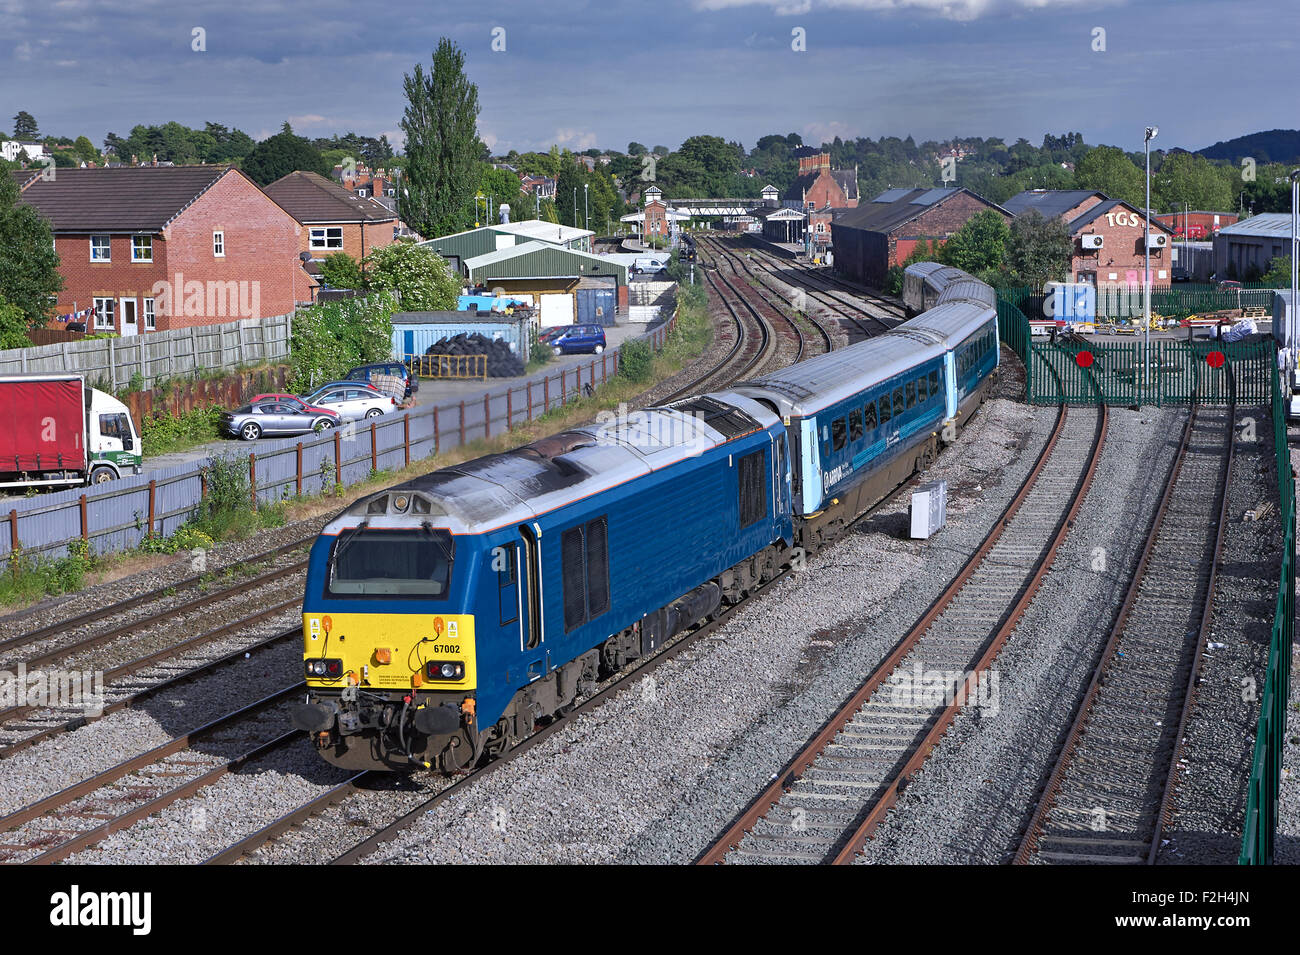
2, 0, 1291, 156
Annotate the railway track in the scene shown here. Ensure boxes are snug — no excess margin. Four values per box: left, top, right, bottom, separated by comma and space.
0, 684, 303, 864
1014, 371, 1235, 866
730, 236, 905, 332
700, 237, 836, 357
696, 359, 1106, 865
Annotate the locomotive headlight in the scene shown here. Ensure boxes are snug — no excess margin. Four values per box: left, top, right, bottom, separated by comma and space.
425, 660, 464, 681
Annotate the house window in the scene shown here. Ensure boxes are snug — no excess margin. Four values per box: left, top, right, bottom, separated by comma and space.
144, 297, 156, 330
131, 235, 153, 262
213, 231, 224, 257
90, 235, 110, 262
310, 227, 344, 250
93, 297, 115, 330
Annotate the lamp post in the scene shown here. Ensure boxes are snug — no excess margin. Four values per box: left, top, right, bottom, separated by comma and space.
583, 183, 589, 234
1289, 169, 1300, 372
1144, 125, 1158, 396
474, 192, 485, 228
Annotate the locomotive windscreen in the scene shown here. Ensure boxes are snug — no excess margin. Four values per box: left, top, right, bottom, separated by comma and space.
326, 528, 453, 598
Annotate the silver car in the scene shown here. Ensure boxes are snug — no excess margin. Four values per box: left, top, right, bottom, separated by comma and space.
221, 400, 338, 441
302, 383, 398, 422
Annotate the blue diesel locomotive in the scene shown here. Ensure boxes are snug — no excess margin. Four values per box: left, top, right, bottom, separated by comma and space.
292, 263, 1000, 772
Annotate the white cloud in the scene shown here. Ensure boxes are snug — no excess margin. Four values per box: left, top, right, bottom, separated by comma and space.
554, 127, 598, 150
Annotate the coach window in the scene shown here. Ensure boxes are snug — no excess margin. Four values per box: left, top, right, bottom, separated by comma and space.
905, 381, 916, 408
864, 401, 878, 431
831, 417, 846, 452
738, 449, 767, 528
929, 370, 940, 395
893, 388, 905, 418
878, 395, 891, 424
848, 409, 863, 442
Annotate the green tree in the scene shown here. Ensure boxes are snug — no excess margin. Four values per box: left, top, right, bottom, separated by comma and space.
319, 252, 364, 289
1262, 254, 1292, 287
939, 211, 1011, 273
0, 298, 31, 349
1006, 210, 1073, 288
12, 111, 37, 139
71, 136, 99, 163
0, 164, 63, 328
1152, 152, 1233, 214
365, 242, 461, 309
241, 127, 329, 185
477, 163, 522, 224
1074, 145, 1144, 207
627, 142, 647, 156
399, 38, 482, 238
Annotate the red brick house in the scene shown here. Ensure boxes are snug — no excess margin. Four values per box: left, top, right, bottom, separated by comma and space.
786, 149, 859, 210
263, 170, 398, 264
832, 187, 1010, 287
15, 165, 308, 333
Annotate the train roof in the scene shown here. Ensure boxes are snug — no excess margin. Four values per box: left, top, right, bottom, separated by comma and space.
730, 329, 948, 418
905, 299, 997, 343
320, 391, 780, 536
936, 277, 997, 309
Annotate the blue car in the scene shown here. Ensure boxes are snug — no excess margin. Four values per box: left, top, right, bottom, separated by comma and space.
550, 324, 606, 356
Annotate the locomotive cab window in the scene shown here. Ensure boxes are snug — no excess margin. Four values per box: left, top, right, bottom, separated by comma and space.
738, 449, 767, 528
496, 544, 517, 627
831, 417, 847, 452
327, 528, 453, 598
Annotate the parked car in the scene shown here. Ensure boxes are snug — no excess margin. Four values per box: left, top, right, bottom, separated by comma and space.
550, 324, 607, 356
250, 393, 339, 417
1171, 266, 1191, 283
1216, 280, 1243, 292
221, 399, 337, 441
301, 382, 398, 421
537, 326, 566, 345
343, 362, 418, 399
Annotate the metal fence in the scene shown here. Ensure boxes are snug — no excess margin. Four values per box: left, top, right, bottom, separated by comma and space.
1239, 366, 1295, 865
0, 312, 293, 391
0, 316, 679, 569
403, 354, 488, 380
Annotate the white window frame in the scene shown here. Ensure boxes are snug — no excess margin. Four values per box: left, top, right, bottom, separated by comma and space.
90, 235, 111, 262
309, 227, 344, 250
93, 297, 115, 330
144, 297, 156, 330
213, 231, 225, 257
131, 234, 153, 262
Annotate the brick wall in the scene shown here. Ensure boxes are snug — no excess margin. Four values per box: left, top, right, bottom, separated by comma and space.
1073, 207, 1174, 285
296, 219, 398, 263
47, 169, 306, 334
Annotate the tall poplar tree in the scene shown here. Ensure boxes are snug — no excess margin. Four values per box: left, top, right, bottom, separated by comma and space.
400, 38, 482, 239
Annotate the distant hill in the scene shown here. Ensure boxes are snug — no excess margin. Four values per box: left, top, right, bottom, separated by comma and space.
1197, 129, 1300, 165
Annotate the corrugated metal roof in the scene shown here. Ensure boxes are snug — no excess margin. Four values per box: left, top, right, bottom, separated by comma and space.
495, 220, 591, 243
834, 187, 1008, 237
873, 188, 912, 203
1002, 189, 1105, 219
1218, 213, 1295, 239
464, 240, 628, 284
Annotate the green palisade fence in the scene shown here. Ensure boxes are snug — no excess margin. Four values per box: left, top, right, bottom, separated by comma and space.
1239, 365, 1295, 865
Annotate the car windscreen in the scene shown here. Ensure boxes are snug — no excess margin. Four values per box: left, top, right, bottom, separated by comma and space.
326, 528, 453, 599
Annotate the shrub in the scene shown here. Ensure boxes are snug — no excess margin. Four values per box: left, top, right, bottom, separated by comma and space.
619, 338, 653, 383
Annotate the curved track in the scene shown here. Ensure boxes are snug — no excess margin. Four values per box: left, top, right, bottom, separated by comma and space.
1014, 369, 1235, 866
696, 356, 1106, 865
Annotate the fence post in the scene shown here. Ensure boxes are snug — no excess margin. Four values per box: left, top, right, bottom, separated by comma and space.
545, 375, 551, 413
507, 388, 513, 429
602, 353, 607, 380
200, 468, 207, 502
590, 359, 596, 388
403, 415, 411, 468
561, 369, 566, 402
527, 381, 533, 421
484, 393, 491, 439
296, 442, 303, 496
147, 479, 156, 536
370, 421, 378, 471
249, 453, 257, 510
459, 401, 466, 446
434, 406, 440, 454
79, 494, 88, 542
333, 430, 342, 486
7, 509, 16, 568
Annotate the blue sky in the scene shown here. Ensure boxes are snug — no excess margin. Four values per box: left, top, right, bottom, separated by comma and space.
2, 0, 1292, 156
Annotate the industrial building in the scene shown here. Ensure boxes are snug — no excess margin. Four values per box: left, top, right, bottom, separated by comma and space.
831, 187, 1009, 287
1213, 214, 1292, 280
419, 219, 594, 273
460, 240, 627, 327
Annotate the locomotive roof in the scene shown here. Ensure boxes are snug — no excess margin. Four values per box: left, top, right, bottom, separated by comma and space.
321, 391, 780, 537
